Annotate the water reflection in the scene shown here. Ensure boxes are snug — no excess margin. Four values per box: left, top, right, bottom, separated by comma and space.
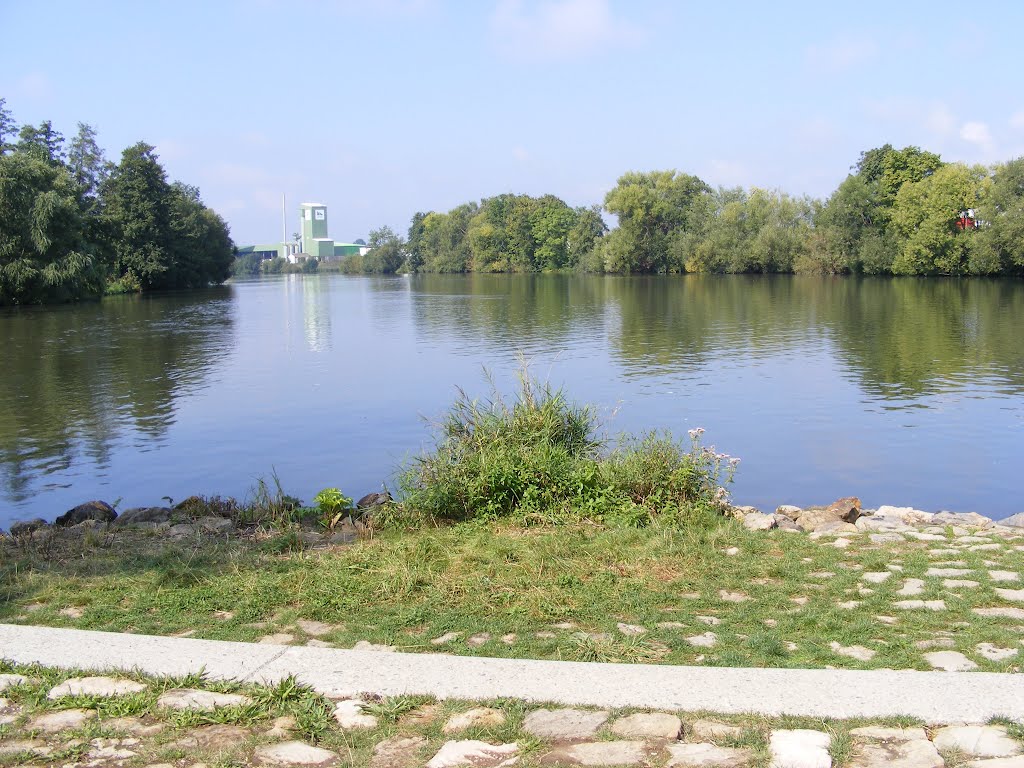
0, 289, 234, 503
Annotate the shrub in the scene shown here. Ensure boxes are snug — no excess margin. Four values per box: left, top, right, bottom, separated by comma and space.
395, 370, 735, 527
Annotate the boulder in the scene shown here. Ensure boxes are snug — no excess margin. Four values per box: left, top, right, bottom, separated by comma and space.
932, 511, 993, 528
426, 741, 519, 768
9, 518, 49, 537
999, 512, 1024, 528
797, 498, 862, 532
357, 491, 392, 510
776, 504, 803, 519
115, 507, 172, 526
743, 512, 777, 531
522, 708, 609, 741
55, 500, 116, 527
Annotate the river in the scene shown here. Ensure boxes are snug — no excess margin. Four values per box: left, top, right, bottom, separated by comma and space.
1, 273, 1022, 528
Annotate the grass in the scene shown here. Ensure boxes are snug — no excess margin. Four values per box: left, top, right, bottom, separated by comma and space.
3, 660, 1019, 768
2, 518, 1022, 674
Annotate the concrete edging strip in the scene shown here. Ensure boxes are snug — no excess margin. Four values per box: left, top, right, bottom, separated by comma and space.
2, 624, 1022, 724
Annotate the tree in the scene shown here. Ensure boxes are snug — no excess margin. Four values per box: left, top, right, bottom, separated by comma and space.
363, 225, 405, 273
890, 163, 989, 275
600, 170, 712, 272
969, 157, 1024, 274
0, 152, 102, 304
167, 182, 234, 287
67, 123, 109, 206
566, 205, 606, 267
100, 142, 174, 289
16, 120, 65, 165
0, 99, 16, 155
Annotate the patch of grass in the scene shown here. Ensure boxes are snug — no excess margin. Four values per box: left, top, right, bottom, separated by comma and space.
390, 369, 733, 527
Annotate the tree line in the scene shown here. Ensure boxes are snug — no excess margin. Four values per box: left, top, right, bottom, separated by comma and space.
0, 99, 234, 306
358, 146, 1023, 277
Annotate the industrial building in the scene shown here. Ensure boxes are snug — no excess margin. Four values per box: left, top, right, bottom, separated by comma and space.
237, 202, 369, 264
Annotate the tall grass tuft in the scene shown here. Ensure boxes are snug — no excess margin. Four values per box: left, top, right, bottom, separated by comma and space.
392, 369, 735, 528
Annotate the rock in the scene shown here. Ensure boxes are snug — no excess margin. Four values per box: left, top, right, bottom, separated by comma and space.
306, 639, 331, 648
9, 518, 48, 537
48, 676, 147, 699
443, 708, 507, 734
926, 567, 972, 577
59, 606, 84, 618
849, 739, 943, 768
866, 506, 934, 527
522, 708, 609, 741
255, 741, 341, 767
467, 632, 492, 647
776, 516, 802, 532
55, 500, 116, 527
352, 640, 398, 652
0, 673, 27, 692
168, 523, 197, 538
944, 579, 980, 588
658, 621, 687, 630
697, 615, 723, 625
296, 619, 336, 636
197, 516, 234, 533
724, 547, 741, 556
829, 641, 875, 661
334, 699, 378, 729
975, 643, 1018, 661
542, 741, 651, 766
687, 632, 718, 647
849, 726, 928, 741
897, 579, 925, 596
0, 697, 21, 725
172, 729, 249, 753
798, 497, 862, 532
690, 720, 744, 741
371, 736, 429, 768
106, 716, 164, 736
87, 737, 140, 760
357, 491, 392, 510
668, 743, 755, 768
862, 572, 891, 584
432, 631, 461, 645
973, 607, 1024, 620
905, 532, 947, 542
115, 506, 172, 525
719, 590, 750, 603
989, 571, 1020, 582
776, 505, 803, 519
933, 512, 993, 528
995, 588, 1024, 602
0, 740, 52, 757
914, 638, 955, 650
29, 708, 96, 732
932, 726, 1022, 757
610, 712, 682, 740
923, 651, 978, 671
743, 512, 777, 531
1000, 513, 1024, 528
157, 688, 252, 710
426, 741, 519, 768
769, 729, 831, 768
894, 600, 945, 611
617, 622, 647, 636
837, 601, 861, 610
266, 716, 298, 739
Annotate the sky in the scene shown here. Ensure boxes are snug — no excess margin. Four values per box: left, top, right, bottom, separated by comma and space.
3, 0, 1024, 246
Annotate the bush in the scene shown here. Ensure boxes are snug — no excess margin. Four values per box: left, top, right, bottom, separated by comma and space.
394, 371, 735, 527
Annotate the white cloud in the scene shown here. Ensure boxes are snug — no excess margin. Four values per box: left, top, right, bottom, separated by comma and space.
960, 121, 994, 153
490, 0, 642, 61
806, 36, 878, 73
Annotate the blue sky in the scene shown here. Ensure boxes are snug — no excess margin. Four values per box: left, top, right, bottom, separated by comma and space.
3, 0, 1023, 246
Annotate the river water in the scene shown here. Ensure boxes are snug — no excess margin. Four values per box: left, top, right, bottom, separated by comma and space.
1, 273, 1022, 528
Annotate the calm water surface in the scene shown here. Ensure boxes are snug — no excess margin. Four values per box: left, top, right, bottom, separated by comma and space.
1, 274, 1022, 528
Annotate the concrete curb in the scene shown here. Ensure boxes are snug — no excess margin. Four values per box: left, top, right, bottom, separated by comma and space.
2, 624, 1022, 724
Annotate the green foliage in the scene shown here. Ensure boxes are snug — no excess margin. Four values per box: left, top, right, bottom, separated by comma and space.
363, 225, 406, 273
395, 370, 731, 526
0, 100, 234, 305
232, 251, 264, 276
313, 487, 353, 529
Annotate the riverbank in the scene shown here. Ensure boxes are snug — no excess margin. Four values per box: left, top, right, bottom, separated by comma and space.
3, 496, 1022, 675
